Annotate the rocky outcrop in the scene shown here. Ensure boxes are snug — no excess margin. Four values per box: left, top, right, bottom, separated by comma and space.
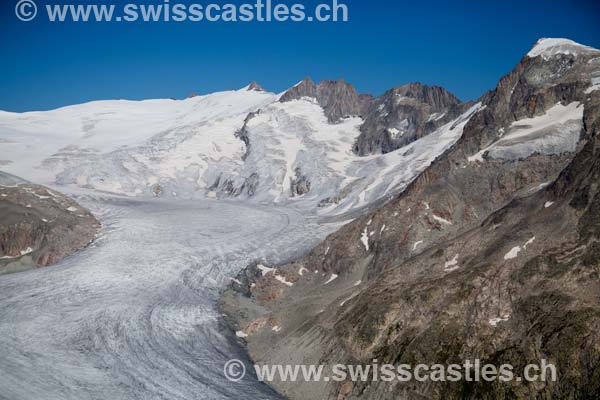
210, 172, 260, 197
0, 172, 100, 275
221, 39, 600, 399
280, 78, 468, 155
247, 81, 266, 92
354, 83, 469, 155
279, 77, 372, 122
290, 167, 311, 196
235, 111, 260, 161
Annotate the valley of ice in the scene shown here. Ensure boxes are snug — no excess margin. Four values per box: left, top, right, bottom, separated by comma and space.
0, 86, 484, 399
0, 193, 333, 399
0, 76, 587, 399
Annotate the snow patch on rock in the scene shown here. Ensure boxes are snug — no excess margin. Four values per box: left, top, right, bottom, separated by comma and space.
469, 102, 583, 162
432, 214, 452, 225
489, 315, 511, 327
585, 77, 600, 94
524, 237, 536, 249
504, 246, 522, 260
275, 275, 294, 287
257, 264, 276, 276
360, 228, 370, 251
444, 254, 460, 272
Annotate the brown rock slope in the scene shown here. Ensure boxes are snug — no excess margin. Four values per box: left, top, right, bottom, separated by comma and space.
0, 172, 100, 275
221, 40, 600, 399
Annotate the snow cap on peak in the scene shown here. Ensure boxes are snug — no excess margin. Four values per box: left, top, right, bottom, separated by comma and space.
527, 38, 599, 60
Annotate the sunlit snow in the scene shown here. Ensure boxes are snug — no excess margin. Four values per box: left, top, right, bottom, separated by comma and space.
504, 246, 522, 260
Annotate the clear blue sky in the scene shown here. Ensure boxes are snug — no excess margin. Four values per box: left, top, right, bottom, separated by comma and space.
1, 0, 599, 112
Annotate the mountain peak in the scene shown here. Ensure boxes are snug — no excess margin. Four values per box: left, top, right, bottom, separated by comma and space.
294, 77, 316, 88
279, 77, 369, 122
391, 82, 461, 104
246, 81, 265, 92
527, 38, 599, 60
353, 81, 466, 155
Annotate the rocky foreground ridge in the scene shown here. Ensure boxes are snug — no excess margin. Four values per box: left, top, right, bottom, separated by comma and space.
0, 172, 99, 275
222, 38, 600, 399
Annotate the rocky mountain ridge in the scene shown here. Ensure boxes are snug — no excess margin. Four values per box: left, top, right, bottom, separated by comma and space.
221, 38, 600, 399
354, 82, 471, 155
278, 77, 372, 123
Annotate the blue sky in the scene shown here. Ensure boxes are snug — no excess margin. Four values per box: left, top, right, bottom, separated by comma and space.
0, 0, 599, 112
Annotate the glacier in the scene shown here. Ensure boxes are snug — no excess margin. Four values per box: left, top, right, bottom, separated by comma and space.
0, 87, 481, 217
468, 102, 584, 162
0, 193, 341, 399
0, 85, 483, 399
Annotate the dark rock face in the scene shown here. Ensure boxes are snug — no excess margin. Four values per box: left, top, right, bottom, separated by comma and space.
247, 81, 266, 92
221, 40, 600, 400
279, 77, 371, 123
290, 167, 311, 197
210, 172, 260, 197
235, 111, 260, 161
0, 172, 100, 275
280, 79, 469, 155
354, 83, 467, 155
279, 77, 318, 102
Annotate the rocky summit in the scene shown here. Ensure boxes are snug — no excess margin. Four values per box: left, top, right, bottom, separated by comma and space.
221, 38, 600, 400
354, 82, 470, 155
279, 77, 372, 123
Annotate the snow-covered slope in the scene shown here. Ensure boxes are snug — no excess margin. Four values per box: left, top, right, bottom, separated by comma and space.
527, 38, 600, 60
0, 85, 482, 216
468, 102, 584, 162
0, 88, 276, 195
208, 97, 482, 215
